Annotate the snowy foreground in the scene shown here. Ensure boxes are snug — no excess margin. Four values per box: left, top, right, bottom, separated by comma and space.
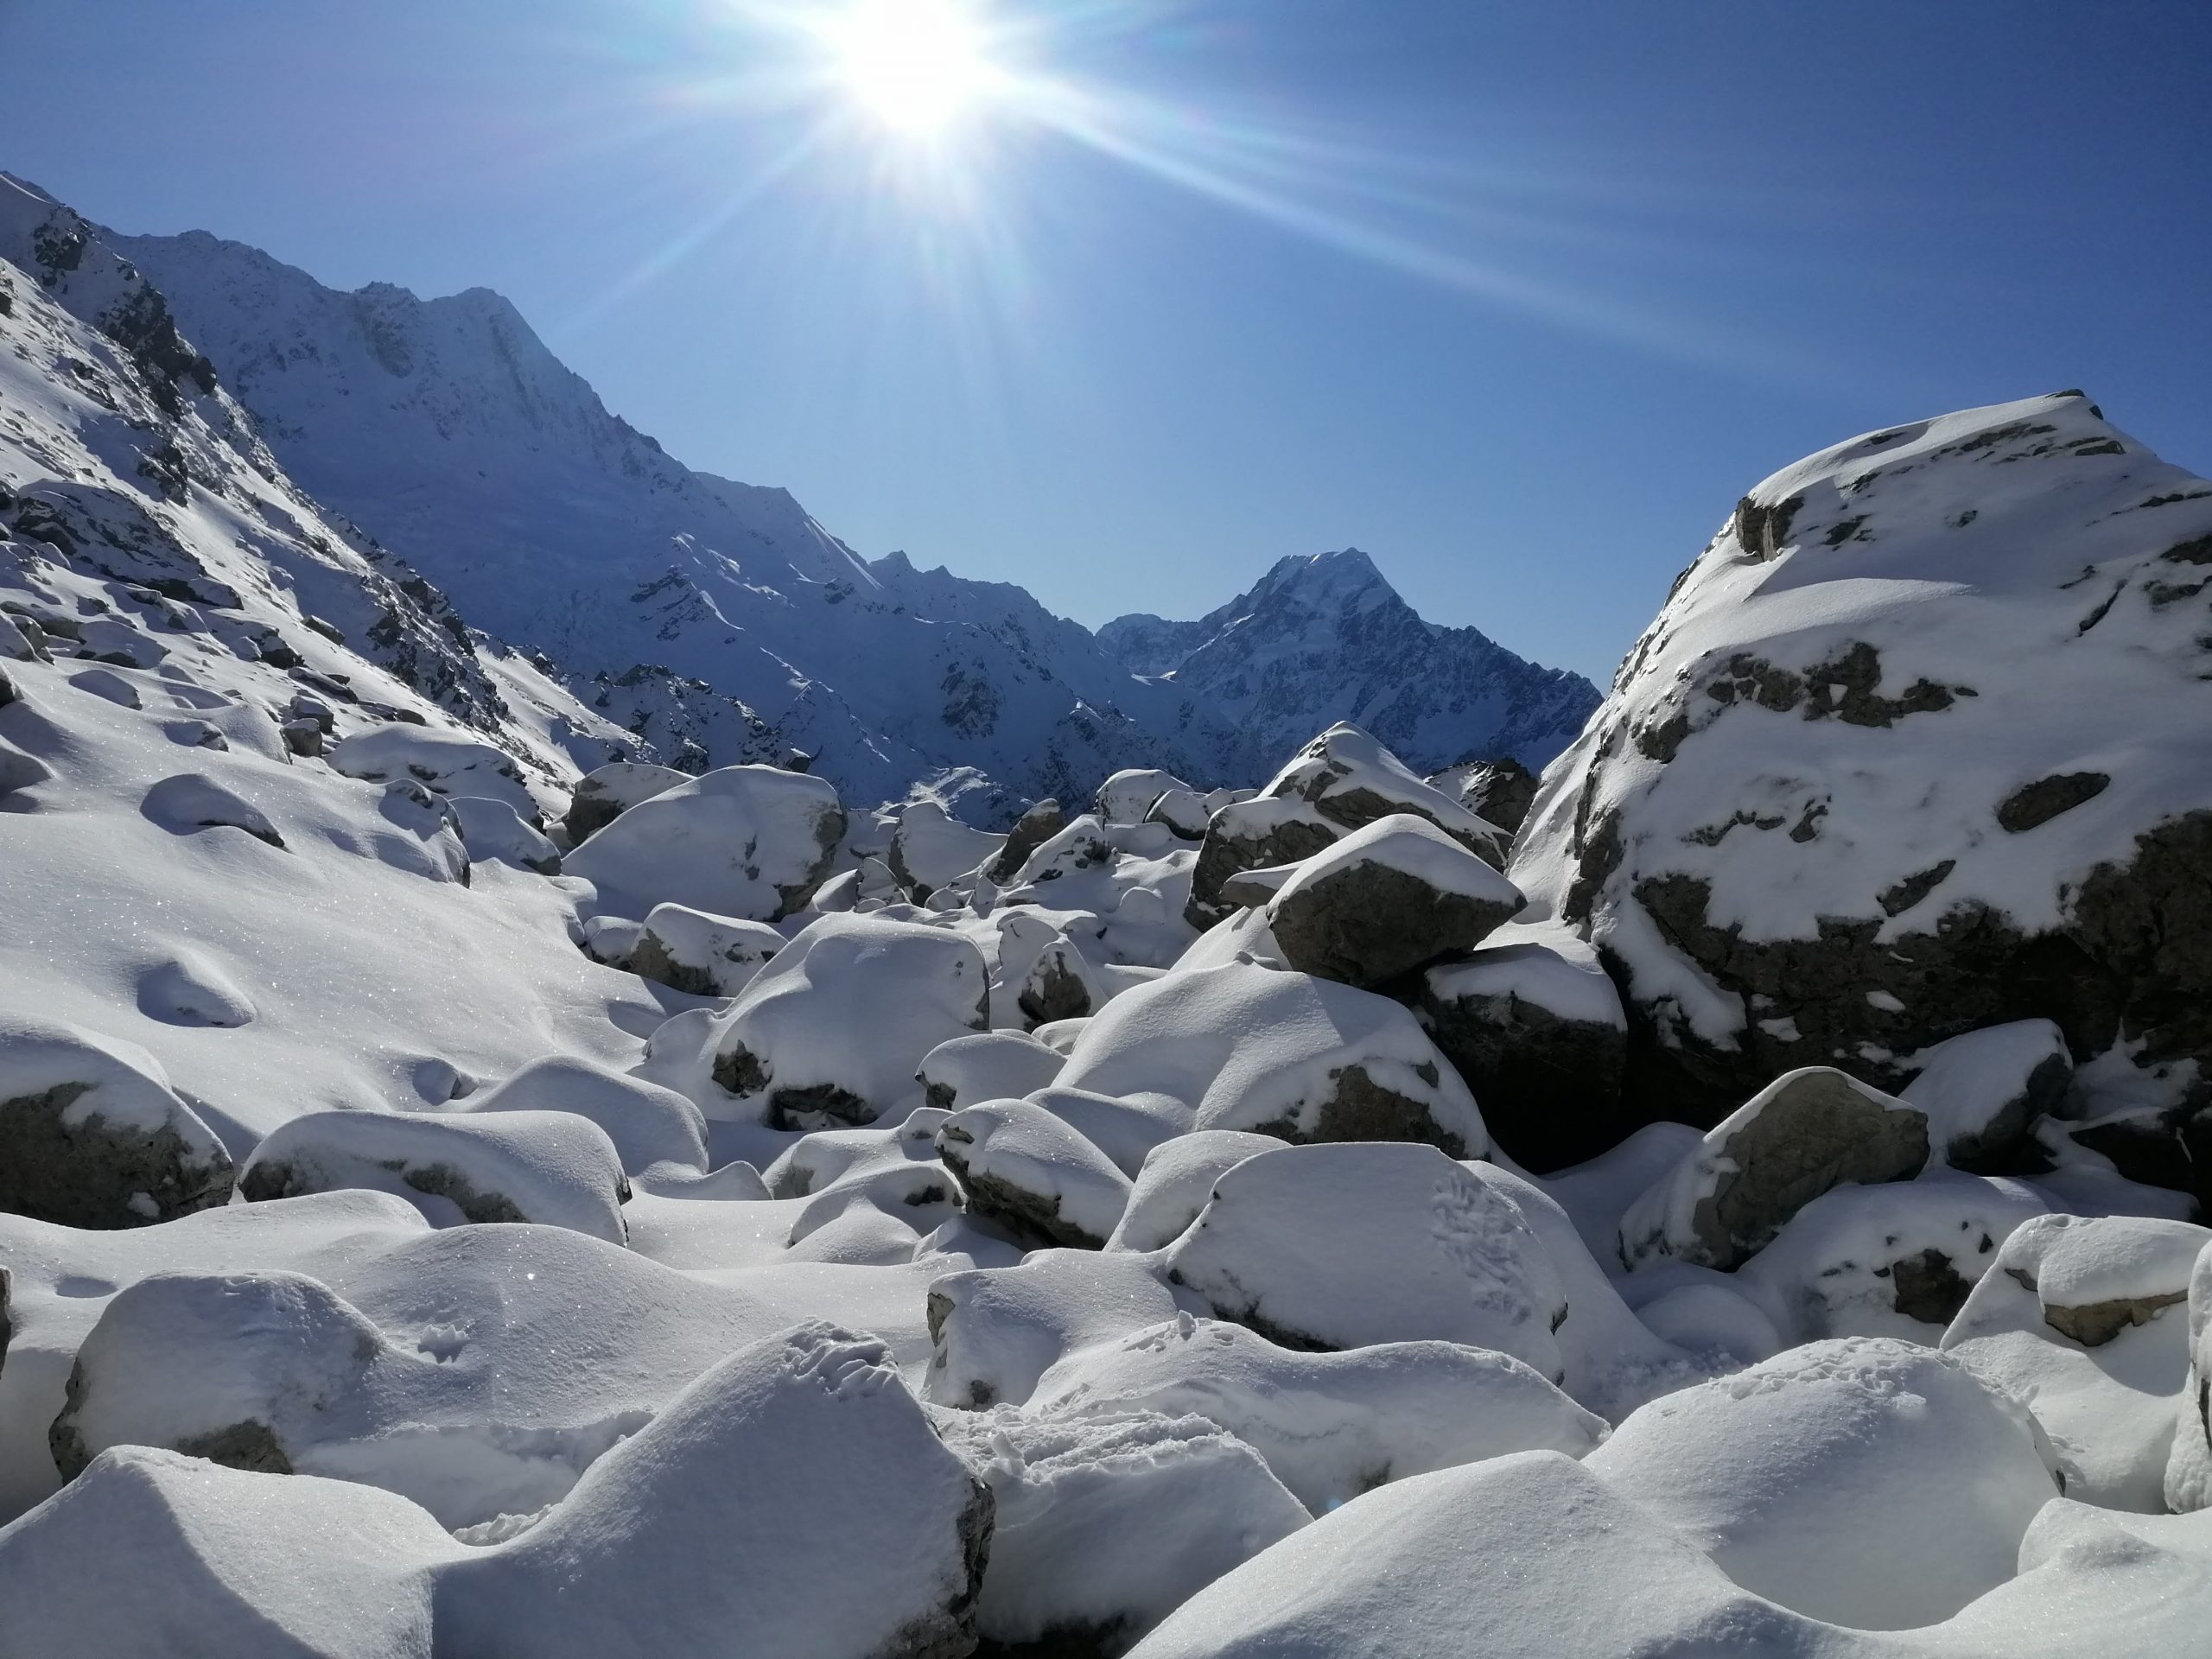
5, 182, 2212, 1656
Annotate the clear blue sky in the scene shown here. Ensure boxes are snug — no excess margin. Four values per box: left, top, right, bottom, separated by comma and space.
3, 0, 2206, 682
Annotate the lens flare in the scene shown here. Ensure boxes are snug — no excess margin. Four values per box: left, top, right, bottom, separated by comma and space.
817, 0, 1001, 136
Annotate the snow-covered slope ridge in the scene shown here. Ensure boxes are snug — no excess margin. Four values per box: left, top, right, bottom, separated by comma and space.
0, 175, 633, 782
1511, 391, 2212, 1122
0, 175, 655, 1138
1098, 548, 1600, 775
112, 224, 1235, 819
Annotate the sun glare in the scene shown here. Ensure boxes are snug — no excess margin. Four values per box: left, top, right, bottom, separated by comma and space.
819, 0, 1000, 137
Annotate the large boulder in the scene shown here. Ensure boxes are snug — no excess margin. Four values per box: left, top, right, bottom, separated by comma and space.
887, 800, 1001, 902
237, 1109, 631, 1243
1184, 795, 1342, 930
935, 1099, 1132, 1249
0, 1014, 233, 1228
562, 760, 688, 842
1263, 723, 1510, 862
1510, 393, 2212, 1136
987, 797, 1067, 882
1618, 1067, 1930, 1271
1415, 921, 1629, 1172
1164, 1142, 1567, 1374
1262, 813, 1524, 989
1053, 959, 1489, 1160
706, 913, 988, 1128
563, 764, 844, 923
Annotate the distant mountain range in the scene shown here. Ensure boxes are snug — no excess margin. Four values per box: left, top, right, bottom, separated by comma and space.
12, 180, 1598, 820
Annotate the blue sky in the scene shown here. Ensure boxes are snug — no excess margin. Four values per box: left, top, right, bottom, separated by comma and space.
3, 0, 2206, 682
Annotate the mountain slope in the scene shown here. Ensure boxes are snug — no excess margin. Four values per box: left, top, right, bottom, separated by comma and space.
111, 227, 1231, 820
1099, 549, 1600, 778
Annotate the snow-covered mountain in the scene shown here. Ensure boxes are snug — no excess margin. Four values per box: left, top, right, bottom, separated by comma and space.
1099, 549, 1600, 780
109, 225, 1236, 822
107, 219, 1591, 823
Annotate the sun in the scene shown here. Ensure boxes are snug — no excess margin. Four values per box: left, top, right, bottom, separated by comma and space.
818, 0, 1001, 137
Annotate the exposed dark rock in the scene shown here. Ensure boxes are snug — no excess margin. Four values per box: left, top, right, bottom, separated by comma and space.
2042, 1288, 2189, 1347
1267, 855, 1520, 991
238, 1156, 531, 1225
1250, 1061, 1471, 1160
1417, 982, 1627, 1174
988, 798, 1066, 883
1018, 941, 1094, 1028
0, 1083, 234, 1230
1456, 758, 1537, 834
1185, 808, 1338, 930
938, 1129, 1106, 1251
1997, 772, 2111, 834
1888, 1248, 1974, 1326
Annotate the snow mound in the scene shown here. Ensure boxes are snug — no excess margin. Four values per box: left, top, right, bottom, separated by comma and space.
1584, 1335, 2059, 1627
936, 1406, 1307, 1651
916, 1028, 1065, 1112
238, 1109, 630, 1242
454, 1054, 708, 1176
1164, 1142, 1567, 1374
1032, 1313, 1606, 1513
1107, 1131, 1285, 1252
925, 1249, 1200, 1409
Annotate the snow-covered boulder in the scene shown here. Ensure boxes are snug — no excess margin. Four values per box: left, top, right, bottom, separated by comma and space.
563, 763, 844, 923
1055, 960, 1489, 1160
447, 794, 560, 875
1096, 767, 1192, 827
1024, 1085, 1188, 1179
327, 726, 537, 822
1900, 1019, 2073, 1172
1124, 1450, 1791, 1659
1107, 1130, 1285, 1252
1164, 1142, 1567, 1374
936, 1099, 1132, 1249
1448, 755, 1539, 834
1510, 392, 2212, 1137
456, 1054, 708, 1176
893, 801, 1002, 899
1145, 785, 1212, 840
0, 1446, 463, 1659
1738, 1172, 2050, 1342
140, 770, 284, 848
924, 1249, 1198, 1408
916, 1029, 1065, 1113
705, 913, 988, 1128
1262, 723, 1510, 862
1184, 794, 1341, 929
1618, 1067, 1930, 1271
238, 1109, 630, 1243
0, 1014, 232, 1228
561, 759, 687, 842
1940, 1212, 2205, 1511
935, 1407, 1308, 1652
986, 797, 1067, 882
1584, 1336, 2060, 1627
1032, 1313, 1606, 1515
1016, 927, 1105, 1028
1262, 813, 1523, 989
435, 1323, 993, 1659
615, 903, 785, 997
1416, 920, 1629, 1172
2165, 1235, 2212, 1511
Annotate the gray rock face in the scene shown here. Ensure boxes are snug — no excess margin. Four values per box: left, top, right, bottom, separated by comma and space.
563, 760, 690, 842
1451, 758, 1539, 835
1418, 966, 1627, 1173
1185, 797, 1340, 930
1620, 1069, 1932, 1271
0, 1081, 233, 1230
1262, 816, 1523, 991
988, 798, 1066, 883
